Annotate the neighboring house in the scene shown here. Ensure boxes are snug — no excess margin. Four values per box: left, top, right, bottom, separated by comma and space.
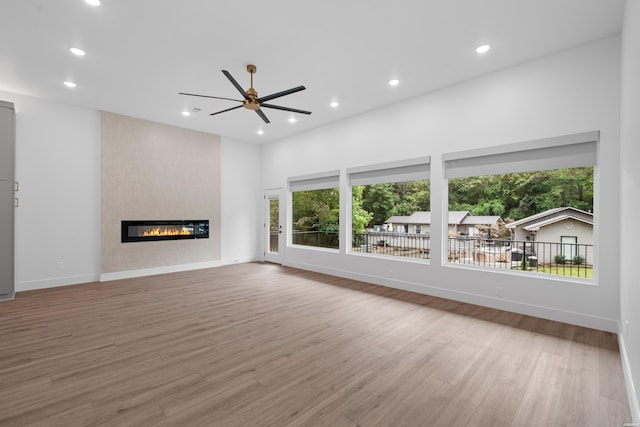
459, 215, 505, 237
505, 207, 593, 265
385, 211, 503, 236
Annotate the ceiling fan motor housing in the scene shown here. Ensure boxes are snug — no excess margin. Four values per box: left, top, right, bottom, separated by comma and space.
243, 87, 260, 110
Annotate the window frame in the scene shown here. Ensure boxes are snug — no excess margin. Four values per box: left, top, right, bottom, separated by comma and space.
288, 170, 341, 251
442, 131, 598, 283
346, 157, 431, 262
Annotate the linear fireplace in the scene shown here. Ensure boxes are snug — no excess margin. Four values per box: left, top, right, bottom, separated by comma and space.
121, 220, 209, 243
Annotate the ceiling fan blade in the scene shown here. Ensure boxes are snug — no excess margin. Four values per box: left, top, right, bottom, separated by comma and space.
257, 86, 306, 103
255, 109, 270, 124
179, 92, 242, 102
210, 105, 243, 116
222, 70, 251, 100
261, 103, 312, 115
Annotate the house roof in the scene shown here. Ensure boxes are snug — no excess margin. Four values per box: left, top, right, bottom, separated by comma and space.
386, 215, 411, 224
461, 215, 502, 225
385, 211, 501, 226
407, 212, 431, 224
506, 207, 593, 229
521, 214, 593, 231
448, 211, 471, 225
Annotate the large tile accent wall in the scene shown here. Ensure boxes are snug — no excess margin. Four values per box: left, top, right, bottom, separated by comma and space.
101, 112, 221, 273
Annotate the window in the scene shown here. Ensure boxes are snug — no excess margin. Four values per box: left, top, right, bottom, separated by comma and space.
289, 171, 340, 249
269, 198, 279, 254
560, 236, 578, 261
348, 157, 430, 260
443, 131, 597, 279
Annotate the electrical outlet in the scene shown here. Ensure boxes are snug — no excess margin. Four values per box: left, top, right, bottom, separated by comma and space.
56, 261, 63, 270
496, 286, 503, 297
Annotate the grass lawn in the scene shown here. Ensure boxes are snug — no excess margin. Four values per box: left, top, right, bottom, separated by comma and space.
534, 265, 593, 279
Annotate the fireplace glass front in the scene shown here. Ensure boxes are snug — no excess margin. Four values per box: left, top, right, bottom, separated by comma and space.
121, 220, 209, 243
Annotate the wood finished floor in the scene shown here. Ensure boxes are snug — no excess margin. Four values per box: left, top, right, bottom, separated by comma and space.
0, 262, 631, 426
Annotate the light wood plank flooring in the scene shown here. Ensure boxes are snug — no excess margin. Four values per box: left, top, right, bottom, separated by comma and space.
0, 262, 631, 426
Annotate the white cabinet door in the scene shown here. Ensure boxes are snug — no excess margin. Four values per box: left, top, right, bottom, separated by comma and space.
0, 104, 13, 181
0, 181, 13, 299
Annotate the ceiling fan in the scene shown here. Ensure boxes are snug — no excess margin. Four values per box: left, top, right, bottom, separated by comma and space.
179, 64, 311, 124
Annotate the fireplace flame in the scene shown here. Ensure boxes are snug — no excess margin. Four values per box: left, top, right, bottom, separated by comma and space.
143, 226, 192, 237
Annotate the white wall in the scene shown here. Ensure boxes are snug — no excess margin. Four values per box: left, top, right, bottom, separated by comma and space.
262, 36, 621, 332
0, 90, 102, 291
221, 136, 262, 264
0, 91, 262, 291
619, 0, 640, 421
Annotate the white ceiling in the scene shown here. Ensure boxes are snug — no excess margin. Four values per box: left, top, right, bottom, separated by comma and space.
0, 0, 625, 144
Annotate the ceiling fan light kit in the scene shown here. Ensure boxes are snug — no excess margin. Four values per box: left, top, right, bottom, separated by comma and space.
179, 64, 311, 124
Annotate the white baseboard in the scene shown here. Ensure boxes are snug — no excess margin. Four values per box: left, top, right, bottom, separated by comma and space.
15, 259, 258, 291
283, 260, 619, 333
100, 260, 223, 282
17, 274, 101, 292
222, 256, 259, 266
618, 327, 640, 424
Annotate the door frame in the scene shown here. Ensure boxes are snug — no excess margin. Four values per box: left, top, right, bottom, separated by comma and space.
264, 189, 284, 263
561, 235, 578, 261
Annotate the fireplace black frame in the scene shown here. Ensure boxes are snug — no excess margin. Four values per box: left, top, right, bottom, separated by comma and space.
121, 220, 209, 243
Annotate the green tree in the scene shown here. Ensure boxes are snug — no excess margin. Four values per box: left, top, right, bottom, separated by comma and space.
471, 199, 505, 216
291, 167, 593, 239
292, 188, 339, 232
360, 180, 430, 227
405, 180, 430, 212
450, 167, 593, 221
361, 183, 399, 225
269, 199, 279, 232
352, 186, 374, 234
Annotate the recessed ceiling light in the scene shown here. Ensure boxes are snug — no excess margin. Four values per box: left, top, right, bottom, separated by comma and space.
330, 101, 339, 108
476, 44, 491, 54
388, 79, 400, 87
69, 47, 86, 56
181, 111, 191, 117
257, 129, 264, 135
63, 81, 77, 88
288, 117, 297, 123
84, 0, 101, 6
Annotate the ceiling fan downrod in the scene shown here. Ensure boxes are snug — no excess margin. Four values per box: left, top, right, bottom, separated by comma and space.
243, 64, 259, 110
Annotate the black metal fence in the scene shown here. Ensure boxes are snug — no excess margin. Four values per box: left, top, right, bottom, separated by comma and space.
289, 231, 593, 278
448, 236, 593, 278
352, 232, 431, 259
292, 231, 339, 249
349, 232, 593, 278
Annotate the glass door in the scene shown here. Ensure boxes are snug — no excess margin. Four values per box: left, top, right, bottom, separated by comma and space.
264, 190, 283, 263
561, 236, 577, 261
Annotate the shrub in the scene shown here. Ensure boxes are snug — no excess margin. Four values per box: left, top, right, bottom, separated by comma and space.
555, 255, 567, 265
572, 255, 585, 265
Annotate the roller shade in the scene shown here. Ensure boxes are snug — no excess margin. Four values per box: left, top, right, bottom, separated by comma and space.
288, 170, 340, 192
348, 156, 430, 186
444, 132, 598, 179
